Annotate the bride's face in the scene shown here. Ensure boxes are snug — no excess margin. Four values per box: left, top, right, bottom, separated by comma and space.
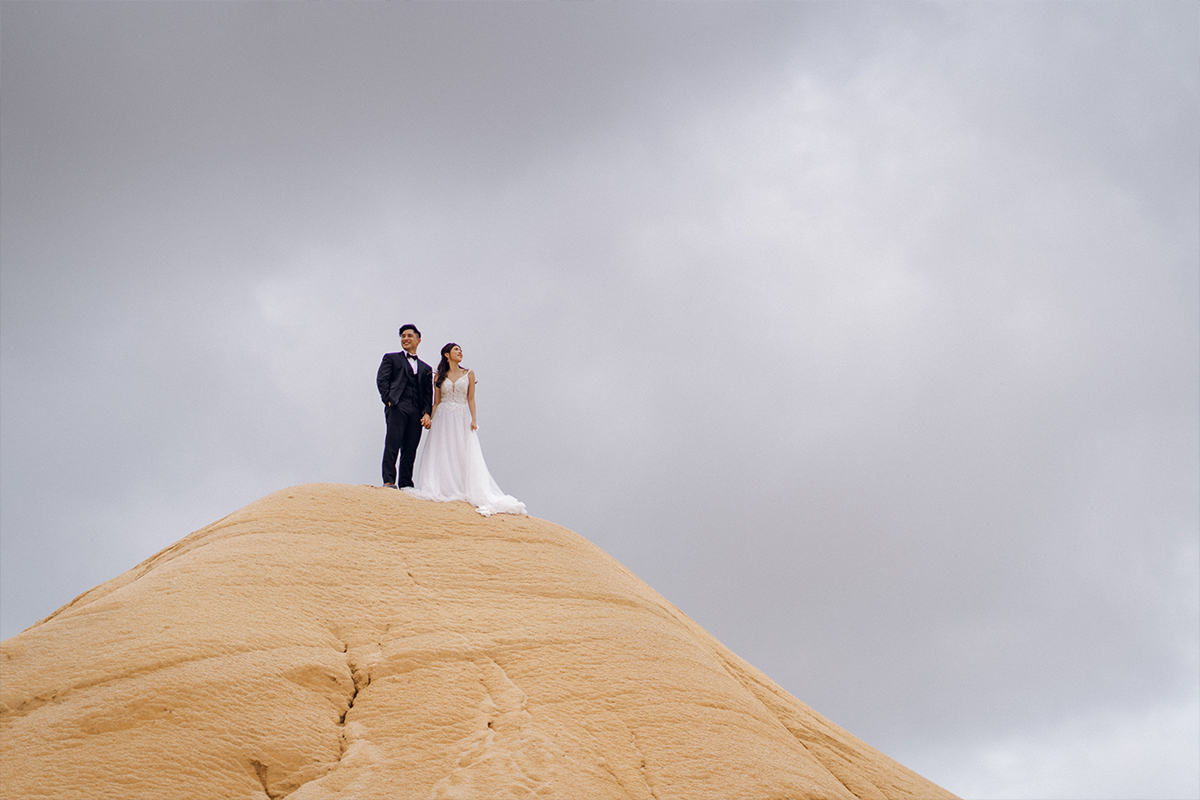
448, 346, 463, 364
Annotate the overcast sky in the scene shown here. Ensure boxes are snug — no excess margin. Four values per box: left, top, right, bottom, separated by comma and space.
2, 3, 1197, 798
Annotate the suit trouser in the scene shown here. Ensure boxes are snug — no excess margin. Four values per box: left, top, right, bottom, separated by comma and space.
382, 403, 423, 487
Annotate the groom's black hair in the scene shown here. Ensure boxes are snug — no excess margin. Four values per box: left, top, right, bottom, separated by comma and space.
399, 324, 421, 338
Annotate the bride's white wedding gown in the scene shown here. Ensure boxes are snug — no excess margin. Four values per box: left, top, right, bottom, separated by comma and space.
404, 372, 526, 517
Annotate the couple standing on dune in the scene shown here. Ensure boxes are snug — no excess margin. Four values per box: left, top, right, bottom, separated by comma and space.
377, 324, 526, 517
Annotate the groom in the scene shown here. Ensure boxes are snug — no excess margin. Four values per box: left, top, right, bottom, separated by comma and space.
377, 324, 433, 488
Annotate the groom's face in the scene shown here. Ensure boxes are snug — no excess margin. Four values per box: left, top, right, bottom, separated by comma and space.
400, 329, 420, 353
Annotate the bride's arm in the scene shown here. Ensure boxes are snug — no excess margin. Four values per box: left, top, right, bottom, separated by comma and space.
467, 370, 477, 430
431, 381, 442, 416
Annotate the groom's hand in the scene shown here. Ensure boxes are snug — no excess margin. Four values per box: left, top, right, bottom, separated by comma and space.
421, 414, 432, 429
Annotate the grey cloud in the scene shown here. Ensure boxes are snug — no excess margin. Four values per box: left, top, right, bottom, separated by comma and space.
2, 4, 1196, 799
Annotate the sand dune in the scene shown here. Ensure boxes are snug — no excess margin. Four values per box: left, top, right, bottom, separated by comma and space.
1, 483, 957, 799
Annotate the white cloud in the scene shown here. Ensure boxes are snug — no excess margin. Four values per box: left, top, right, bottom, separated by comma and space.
2, 4, 1196, 798
933, 692, 1200, 800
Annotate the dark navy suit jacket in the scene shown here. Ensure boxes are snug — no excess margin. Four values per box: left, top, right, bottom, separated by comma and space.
377, 352, 433, 416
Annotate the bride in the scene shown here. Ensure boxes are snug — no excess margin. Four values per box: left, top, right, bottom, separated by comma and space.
404, 343, 527, 517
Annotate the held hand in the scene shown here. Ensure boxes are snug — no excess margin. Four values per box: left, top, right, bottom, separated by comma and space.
421, 414, 432, 429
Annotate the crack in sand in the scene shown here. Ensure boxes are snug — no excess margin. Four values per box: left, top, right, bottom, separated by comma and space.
250, 758, 281, 800
427, 646, 561, 799
579, 724, 639, 800
336, 641, 371, 758
627, 729, 661, 800
598, 757, 638, 800
271, 635, 384, 799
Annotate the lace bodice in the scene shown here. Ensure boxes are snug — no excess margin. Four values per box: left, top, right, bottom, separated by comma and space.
439, 373, 470, 407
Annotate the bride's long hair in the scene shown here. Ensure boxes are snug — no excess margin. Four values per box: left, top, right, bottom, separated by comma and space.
435, 342, 460, 389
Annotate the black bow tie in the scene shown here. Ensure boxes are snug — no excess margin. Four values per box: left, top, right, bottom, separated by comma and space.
404, 352, 417, 360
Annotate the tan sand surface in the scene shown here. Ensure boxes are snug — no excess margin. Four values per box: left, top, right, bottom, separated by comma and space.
1, 483, 958, 799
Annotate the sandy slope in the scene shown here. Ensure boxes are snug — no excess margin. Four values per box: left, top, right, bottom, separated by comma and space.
1, 483, 957, 799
